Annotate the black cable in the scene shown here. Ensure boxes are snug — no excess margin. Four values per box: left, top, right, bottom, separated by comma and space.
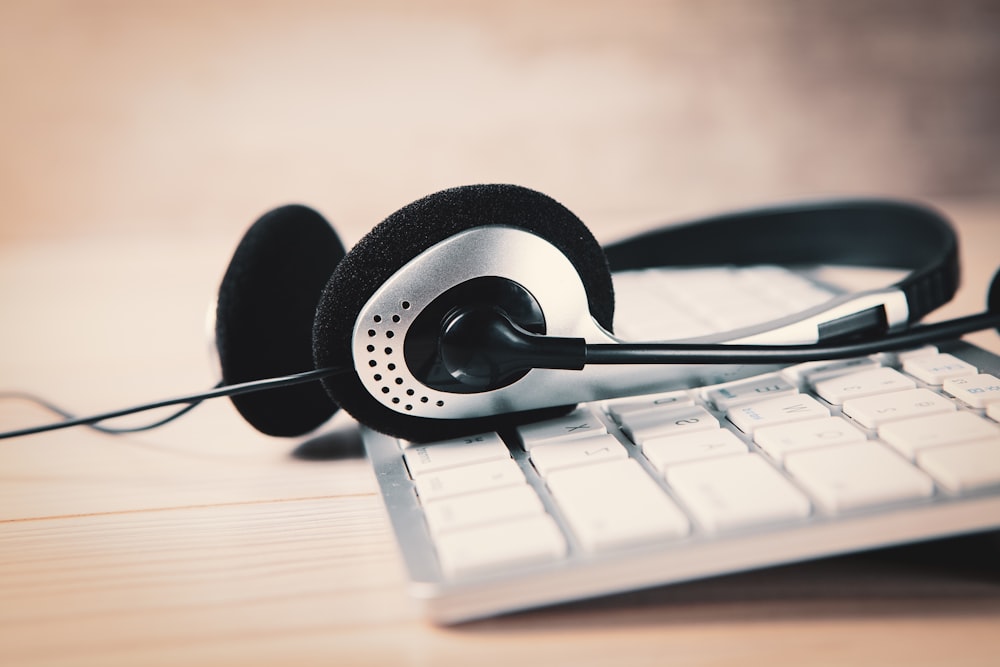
0, 389, 213, 434
0, 366, 350, 440
5, 308, 997, 441
585, 312, 1000, 365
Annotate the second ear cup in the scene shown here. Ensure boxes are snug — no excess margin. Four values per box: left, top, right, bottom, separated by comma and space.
989, 268, 1000, 333
216, 205, 346, 436
311, 184, 615, 442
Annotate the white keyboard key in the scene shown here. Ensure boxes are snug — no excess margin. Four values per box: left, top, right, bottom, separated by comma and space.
895, 345, 939, 363
413, 458, 524, 503
434, 514, 567, 579
902, 353, 978, 385
843, 388, 955, 428
739, 264, 813, 288
546, 458, 690, 551
781, 357, 881, 388
785, 442, 934, 512
812, 367, 916, 404
641, 428, 747, 472
754, 416, 866, 461
619, 404, 719, 444
942, 374, 1000, 408
423, 484, 545, 536
529, 434, 628, 476
707, 303, 789, 331
879, 411, 1000, 459
703, 374, 797, 410
917, 440, 1000, 493
990, 403, 1000, 422
402, 432, 508, 477
665, 454, 811, 532
727, 394, 829, 434
605, 390, 693, 423
518, 407, 607, 450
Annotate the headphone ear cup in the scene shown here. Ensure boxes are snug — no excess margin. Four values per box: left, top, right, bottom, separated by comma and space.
216, 205, 346, 436
311, 184, 615, 442
989, 268, 1000, 334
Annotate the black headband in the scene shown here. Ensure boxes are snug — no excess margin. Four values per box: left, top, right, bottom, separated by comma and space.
602, 199, 959, 324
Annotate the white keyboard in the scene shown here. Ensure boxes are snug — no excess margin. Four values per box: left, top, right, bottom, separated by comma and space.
361, 266, 1000, 623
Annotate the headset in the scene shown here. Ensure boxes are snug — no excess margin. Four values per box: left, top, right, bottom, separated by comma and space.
3, 184, 999, 443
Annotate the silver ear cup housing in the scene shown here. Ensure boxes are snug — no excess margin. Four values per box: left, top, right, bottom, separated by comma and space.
353, 226, 606, 419
311, 183, 617, 442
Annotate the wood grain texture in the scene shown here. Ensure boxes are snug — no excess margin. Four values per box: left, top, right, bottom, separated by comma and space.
2, 498, 1000, 666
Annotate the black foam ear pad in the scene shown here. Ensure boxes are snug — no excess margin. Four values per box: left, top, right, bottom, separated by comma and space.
989, 268, 1000, 333
216, 205, 346, 436
312, 184, 615, 442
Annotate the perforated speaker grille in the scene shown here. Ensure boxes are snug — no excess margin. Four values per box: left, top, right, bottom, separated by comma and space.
362, 300, 446, 413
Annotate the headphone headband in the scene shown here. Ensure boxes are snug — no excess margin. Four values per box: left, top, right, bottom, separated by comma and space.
603, 199, 959, 324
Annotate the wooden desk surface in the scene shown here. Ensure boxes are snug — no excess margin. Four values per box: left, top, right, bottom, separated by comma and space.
2, 2, 1000, 665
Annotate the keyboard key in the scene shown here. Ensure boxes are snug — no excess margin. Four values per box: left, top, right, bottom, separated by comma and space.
665, 454, 811, 532
518, 407, 607, 450
727, 394, 829, 434
402, 432, 508, 477
703, 374, 797, 410
878, 411, 1000, 459
546, 458, 690, 551
413, 458, 524, 502
812, 367, 915, 404
785, 442, 935, 512
641, 428, 747, 472
842, 388, 955, 428
917, 440, 1000, 493
895, 345, 939, 363
942, 374, 1000, 408
902, 353, 978, 385
754, 416, 866, 461
434, 514, 567, 579
781, 357, 881, 388
529, 434, 628, 476
990, 403, 1000, 422
619, 404, 719, 444
605, 390, 693, 423
423, 484, 545, 536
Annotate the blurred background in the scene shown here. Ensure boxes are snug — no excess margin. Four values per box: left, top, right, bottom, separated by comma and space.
2, 0, 999, 245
